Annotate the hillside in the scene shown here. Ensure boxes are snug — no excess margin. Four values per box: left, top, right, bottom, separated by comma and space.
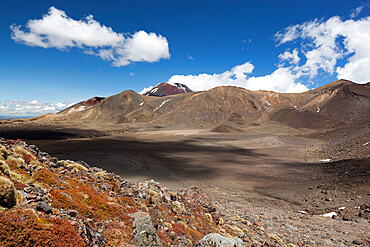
30, 80, 369, 131
59, 97, 105, 115
0, 138, 305, 246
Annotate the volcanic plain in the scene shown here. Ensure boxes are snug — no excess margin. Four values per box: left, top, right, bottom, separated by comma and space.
0, 80, 369, 245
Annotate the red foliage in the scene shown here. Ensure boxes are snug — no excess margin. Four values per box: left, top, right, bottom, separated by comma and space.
22, 153, 34, 164
157, 230, 173, 246
171, 223, 188, 237
9, 177, 27, 190
0, 209, 86, 247
33, 168, 63, 187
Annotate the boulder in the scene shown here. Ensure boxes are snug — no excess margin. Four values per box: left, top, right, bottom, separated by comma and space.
130, 212, 163, 246
198, 233, 244, 247
36, 201, 52, 214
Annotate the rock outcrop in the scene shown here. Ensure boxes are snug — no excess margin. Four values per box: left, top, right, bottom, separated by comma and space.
198, 233, 244, 247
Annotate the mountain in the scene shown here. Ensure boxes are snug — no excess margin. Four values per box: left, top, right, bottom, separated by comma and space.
41, 80, 369, 129
142, 82, 193, 97
58, 97, 105, 115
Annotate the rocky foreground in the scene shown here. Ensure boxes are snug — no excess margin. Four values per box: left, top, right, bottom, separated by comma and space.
0, 138, 368, 246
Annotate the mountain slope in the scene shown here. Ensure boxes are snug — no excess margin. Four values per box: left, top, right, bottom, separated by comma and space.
46, 80, 370, 129
58, 97, 105, 115
270, 80, 370, 128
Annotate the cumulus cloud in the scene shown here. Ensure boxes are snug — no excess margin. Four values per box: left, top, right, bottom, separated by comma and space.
166, 62, 307, 93
0, 100, 71, 116
144, 13, 370, 94
10, 7, 170, 66
275, 15, 370, 83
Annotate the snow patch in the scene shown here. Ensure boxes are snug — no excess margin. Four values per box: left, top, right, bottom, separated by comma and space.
151, 88, 158, 93
322, 212, 337, 218
316, 107, 320, 113
265, 101, 271, 106
67, 108, 76, 113
140, 102, 144, 106
76, 106, 86, 112
140, 86, 154, 95
298, 211, 307, 214
153, 99, 172, 112
338, 206, 346, 210
175, 83, 188, 92
363, 141, 369, 146
320, 159, 331, 162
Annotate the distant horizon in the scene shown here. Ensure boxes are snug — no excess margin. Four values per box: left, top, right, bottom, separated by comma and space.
1, 0, 370, 116
0, 115, 34, 119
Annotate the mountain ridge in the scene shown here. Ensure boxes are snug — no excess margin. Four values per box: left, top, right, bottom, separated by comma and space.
29, 80, 370, 130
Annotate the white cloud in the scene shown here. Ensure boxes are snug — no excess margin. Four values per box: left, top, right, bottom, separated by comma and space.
0, 100, 72, 116
275, 15, 370, 83
10, 6, 170, 66
129, 72, 134, 76
187, 54, 194, 60
166, 62, 308, 93
350, 6, 363, 18
278, 49, 300, 65
150, 14, 370, 94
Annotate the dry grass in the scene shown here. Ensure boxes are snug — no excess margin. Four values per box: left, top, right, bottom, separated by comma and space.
0, 176, 16, 208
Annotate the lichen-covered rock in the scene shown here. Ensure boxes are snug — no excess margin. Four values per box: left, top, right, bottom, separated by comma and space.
130, 212, 163, 246
0, 176, 17, 208
198, 233, 244, 247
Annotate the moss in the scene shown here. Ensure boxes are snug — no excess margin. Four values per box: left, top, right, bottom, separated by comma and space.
51, 177, 132, 223
157, 230, 174, 245
171, 222, 188, 237
186, 226, 204, 242
6, 157, 25, 169
33, 168, 63, 187
0, 209, 86, 246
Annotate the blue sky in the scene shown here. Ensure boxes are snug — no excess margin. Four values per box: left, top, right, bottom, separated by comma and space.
1, 0, 369, 115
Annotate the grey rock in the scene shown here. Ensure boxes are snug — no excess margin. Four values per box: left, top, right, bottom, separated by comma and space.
130, 212, 163, 247
36, 201, 52, 214
67, 209, 80, 218
198, 233, 244, 247
352, 240, 362, 245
